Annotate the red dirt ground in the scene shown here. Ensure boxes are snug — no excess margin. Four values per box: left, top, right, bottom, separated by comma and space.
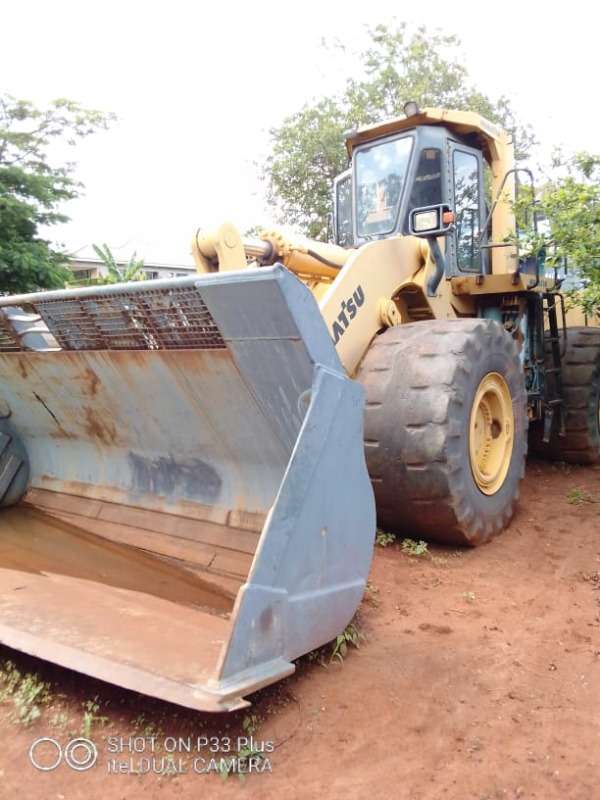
1, 458, 600, 800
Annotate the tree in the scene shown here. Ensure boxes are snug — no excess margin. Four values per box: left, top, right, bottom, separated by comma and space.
91, 243, 146, 284
536, 153, 600, 316
264, 23, 533, 240
0, 95, 114, 294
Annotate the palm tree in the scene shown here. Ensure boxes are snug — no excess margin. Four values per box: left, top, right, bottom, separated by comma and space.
92, 243, 146, 283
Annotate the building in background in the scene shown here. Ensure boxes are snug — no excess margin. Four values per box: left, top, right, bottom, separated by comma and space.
69, 256, 195, 283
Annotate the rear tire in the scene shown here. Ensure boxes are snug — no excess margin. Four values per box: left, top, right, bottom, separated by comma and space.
357, 319, 528, 546
530, 326, 600, 464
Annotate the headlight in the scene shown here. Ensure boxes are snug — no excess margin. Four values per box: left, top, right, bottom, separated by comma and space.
413, 209, 439, 232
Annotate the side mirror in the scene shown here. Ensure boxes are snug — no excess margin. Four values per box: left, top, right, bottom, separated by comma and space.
409, 204, 454, 237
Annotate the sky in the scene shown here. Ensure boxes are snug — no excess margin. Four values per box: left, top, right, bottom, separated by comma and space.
1, 0, 597, 266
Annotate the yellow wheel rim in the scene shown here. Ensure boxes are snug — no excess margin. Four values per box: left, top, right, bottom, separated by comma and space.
469, 372, 514, 496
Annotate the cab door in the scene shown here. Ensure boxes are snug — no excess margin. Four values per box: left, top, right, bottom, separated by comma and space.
447, 142, 487, 275
333, 169, 353, 247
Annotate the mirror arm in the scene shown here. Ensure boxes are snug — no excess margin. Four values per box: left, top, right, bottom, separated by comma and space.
426, 236, 447, 297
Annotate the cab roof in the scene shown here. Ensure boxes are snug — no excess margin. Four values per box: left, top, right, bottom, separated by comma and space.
345, 107, 509, 166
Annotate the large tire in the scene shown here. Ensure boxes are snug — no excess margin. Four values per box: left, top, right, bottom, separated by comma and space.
530, 327, 600, 464
357, 319, 528, 546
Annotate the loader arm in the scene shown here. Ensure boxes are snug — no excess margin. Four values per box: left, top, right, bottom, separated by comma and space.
192, 225, 476, 375
317, 235, 461, 375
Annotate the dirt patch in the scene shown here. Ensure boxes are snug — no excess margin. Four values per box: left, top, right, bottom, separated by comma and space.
418, 622, 453, 634
1, 458, 599, 799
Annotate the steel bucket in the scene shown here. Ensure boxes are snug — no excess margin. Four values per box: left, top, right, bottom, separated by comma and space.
0, 266, 375, 711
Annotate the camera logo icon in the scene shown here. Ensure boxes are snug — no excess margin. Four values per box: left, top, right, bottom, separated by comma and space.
29, 737, 98, 771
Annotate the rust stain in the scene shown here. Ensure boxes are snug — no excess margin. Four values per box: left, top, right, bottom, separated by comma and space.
48, 429, 77, 440
83, 368, 100, 396
16, 357, 28, 379
84, 406, 118, 445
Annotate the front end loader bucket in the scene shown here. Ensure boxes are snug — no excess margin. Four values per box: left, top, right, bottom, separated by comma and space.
0, 266, 375, 711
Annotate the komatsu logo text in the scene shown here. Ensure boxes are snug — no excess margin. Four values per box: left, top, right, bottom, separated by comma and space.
331, 286, 365, 345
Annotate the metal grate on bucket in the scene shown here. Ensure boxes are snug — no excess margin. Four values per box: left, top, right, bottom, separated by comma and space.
0, 316, 23, 352
33, 285, 226, 351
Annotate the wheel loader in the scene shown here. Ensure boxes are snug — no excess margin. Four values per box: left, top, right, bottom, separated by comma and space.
0, 104, 598, 712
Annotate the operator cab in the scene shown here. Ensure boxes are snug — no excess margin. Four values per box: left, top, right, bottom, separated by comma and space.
333, 106, 495, 276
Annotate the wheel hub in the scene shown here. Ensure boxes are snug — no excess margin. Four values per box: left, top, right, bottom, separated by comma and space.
469, 372, 514, 495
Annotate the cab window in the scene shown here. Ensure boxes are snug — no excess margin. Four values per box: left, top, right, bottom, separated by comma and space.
408, 148, 442, 209
356, 136, 413, 237
453, 150, 481, 271
335, 173, 353, 247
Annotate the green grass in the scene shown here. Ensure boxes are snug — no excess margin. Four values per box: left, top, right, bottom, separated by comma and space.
401, 538, 429, 557
217, 713, 266, 781
364, 581, 380, 607
375, 529, 396, 547
132, 712, 164, 739
242, 713, 259, 736
0, 660, 52, 725
567, 487, 597, 505
80, 697, 108, 738
331, 619, 364, 664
